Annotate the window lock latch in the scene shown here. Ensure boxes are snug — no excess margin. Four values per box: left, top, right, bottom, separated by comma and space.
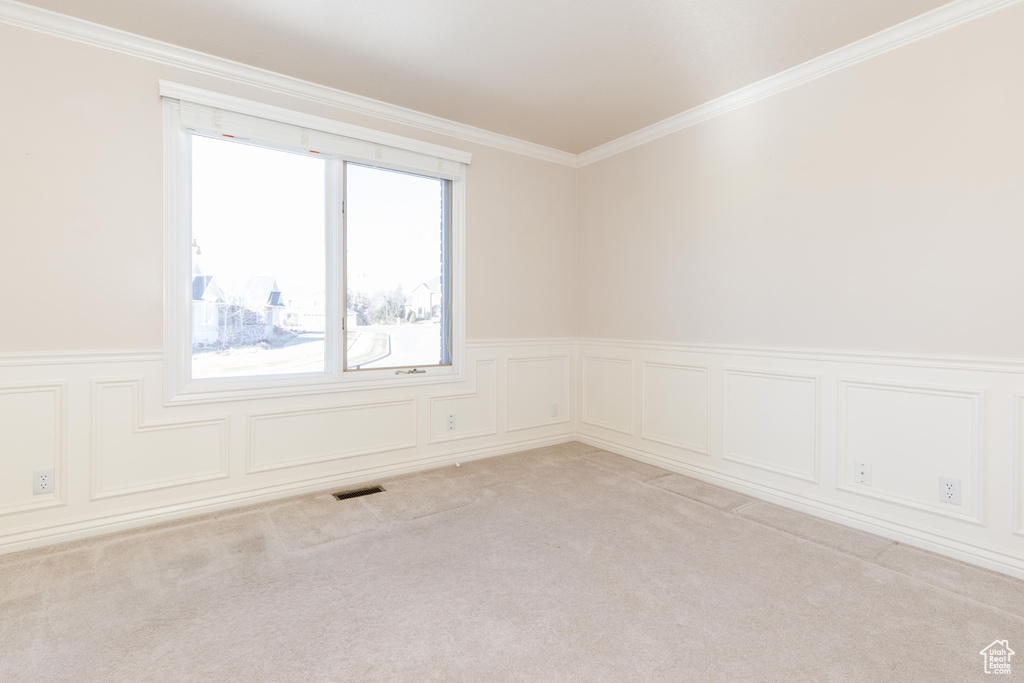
395, 368, 426, 375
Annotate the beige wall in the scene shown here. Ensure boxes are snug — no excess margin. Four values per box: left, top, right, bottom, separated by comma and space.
577, 5, 1024, 358
0, 24, 578, 351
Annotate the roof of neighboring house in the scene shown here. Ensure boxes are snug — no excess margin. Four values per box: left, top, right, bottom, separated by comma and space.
410, 276, 442, 295
192, 275, 224, 302
242, 276, 284, 309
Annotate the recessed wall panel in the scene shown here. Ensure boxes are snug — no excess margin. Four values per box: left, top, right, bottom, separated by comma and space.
93, 380, 228, 498
641, 362, 709, 454
249, 399, 417, 472
0, 384, 63, 513
724, 369, 819, 481
507, 356, 570, 431
430, 360, 497, 442
582, 356, 632, 434
840, 380, 981, 521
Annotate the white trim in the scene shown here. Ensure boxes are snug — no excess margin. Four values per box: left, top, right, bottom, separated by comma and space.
1014, 393, 1024, 537
577, 337, 1024, 374
246, 398, 418, 474
577, 433, 1024, 581
0, 0, 575, 167
0, 383, 67, 516
639, 361, 711, 456
0, 0, 1015, 171
0, 341, 576, 368
836, 378, 985, 525
90, 378, 230, 500
3, 339, 1024, 373
0, 0, 1018, 169
0, 433, 576, 555
0, 349, 161, 367
468, 338, 577, 349
505, 355, 573, 433
162, 95, 468, 404
575, 0, 1024, 166
722, 368, 821, 484
428, 360, 498, 444
161, 82, 472, 165
580, 356, 634, 435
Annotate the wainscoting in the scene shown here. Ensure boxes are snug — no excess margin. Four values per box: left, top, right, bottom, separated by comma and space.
7, 335, 1024, 580
0, 340, 576, 554
576, 339, 1024, 579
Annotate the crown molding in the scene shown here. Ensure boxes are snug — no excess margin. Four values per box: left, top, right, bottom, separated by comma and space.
576, 0, 1024, 167
0, 0, 577, 167
0, 0, 1018, 170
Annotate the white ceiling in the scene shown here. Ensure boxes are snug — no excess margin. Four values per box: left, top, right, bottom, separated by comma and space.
19, 0, 950, 153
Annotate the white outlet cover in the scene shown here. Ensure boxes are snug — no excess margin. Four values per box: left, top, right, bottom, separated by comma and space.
939, 476, 961, 505
853, 461, 872, 486
33, 468, 54, 495
551, 403, 558, 417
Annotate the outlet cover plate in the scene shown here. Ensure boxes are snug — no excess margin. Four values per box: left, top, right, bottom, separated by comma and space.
854, 461, 872, 486
33, 468, 54, 495
939, 476, 961, 505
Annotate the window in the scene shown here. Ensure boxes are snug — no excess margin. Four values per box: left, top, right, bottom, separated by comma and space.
190, 135, 327, 379
344, 163, 451, 371
162, 83, 469, 403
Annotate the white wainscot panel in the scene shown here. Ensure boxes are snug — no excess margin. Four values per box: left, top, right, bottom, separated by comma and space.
641, 362, 709, 455
507, 356, 570, 432
582, 356, 632, 435
724, 369, 819, 482
430, 360, 497, 443
92, 379, 228, 499
840, 380, 982, 523
0, 384, 65, 514
1017, 394, 1024, 536
249, 398, 417, 473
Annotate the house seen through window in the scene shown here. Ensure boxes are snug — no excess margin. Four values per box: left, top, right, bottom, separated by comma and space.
188, 135, 451, 380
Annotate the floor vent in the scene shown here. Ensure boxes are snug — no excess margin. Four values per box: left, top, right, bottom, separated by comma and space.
333, 486, 384, 501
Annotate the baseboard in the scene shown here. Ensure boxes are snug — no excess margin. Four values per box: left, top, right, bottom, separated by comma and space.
0, 433, 574, 555
577, 433, 1024, 580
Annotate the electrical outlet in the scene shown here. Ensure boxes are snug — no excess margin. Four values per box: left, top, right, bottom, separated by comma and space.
939, 477, 961, 505
550, 403, 558, 418
854, 461, 872, 486
446, 413, 456, 431
33, 468, 54, 495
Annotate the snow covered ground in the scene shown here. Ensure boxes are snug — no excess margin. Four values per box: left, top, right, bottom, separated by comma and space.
191, 322, 443, 378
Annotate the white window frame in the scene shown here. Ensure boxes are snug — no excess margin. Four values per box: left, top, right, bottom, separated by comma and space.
161, 82, 469, 405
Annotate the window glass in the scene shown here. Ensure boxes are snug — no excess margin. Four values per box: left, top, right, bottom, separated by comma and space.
190, 135, 327, 378
345, 163, 450, 370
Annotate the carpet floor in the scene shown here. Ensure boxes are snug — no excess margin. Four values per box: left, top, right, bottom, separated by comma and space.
2, 442, 1023, 681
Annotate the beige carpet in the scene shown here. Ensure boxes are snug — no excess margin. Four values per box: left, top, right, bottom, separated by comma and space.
2, 442, 1023, 681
